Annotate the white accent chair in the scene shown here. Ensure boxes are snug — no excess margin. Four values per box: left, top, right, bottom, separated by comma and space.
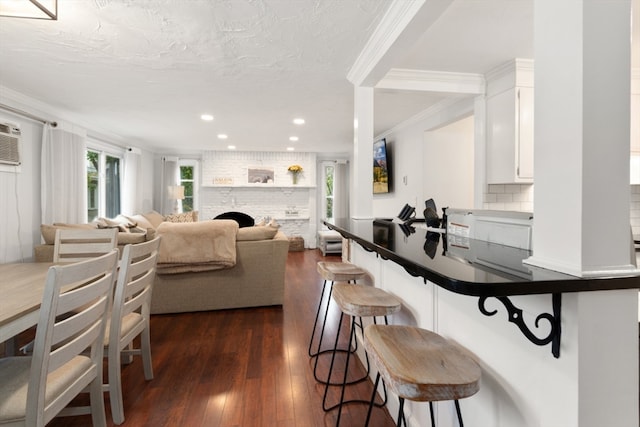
103, 237, 161, 425
0, 250, 119, 427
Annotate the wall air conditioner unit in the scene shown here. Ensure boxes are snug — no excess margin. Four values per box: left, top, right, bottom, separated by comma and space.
0, 122, 21, 166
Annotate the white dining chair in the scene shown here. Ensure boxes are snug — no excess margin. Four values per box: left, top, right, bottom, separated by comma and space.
19, 228, 119, 356
53, 228, 118, 263
103, 236, 161, 425
0, 249, 119, 427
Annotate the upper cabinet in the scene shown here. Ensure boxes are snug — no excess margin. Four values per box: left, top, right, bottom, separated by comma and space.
486, 59, 534, 184
486, 86, 534, 183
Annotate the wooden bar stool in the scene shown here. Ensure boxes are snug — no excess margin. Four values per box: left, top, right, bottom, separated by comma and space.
321, 282, 402, 426
309, 262, 367, 366
363, 325, 481, 427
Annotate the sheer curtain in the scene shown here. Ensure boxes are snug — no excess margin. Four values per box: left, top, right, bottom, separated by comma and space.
41, 123, 87, 224
334, 161, 349, 220
122, 147, 142, 215
161, 157, 179, 215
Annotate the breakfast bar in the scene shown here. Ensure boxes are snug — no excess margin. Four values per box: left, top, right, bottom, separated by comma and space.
325, 217, 640, 358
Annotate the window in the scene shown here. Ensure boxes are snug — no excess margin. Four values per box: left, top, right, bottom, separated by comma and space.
322, 162, 335, 222
178, 160, 198, 212
86, 147, 122, 222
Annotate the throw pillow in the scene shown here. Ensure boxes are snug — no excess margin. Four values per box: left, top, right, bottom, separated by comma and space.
96, 216, 136, 232
164, 212, 195, 223
124, 214, 155, 230
143, 210, 165, 228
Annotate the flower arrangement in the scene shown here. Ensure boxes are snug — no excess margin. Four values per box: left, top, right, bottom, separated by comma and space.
287, 164, 303, 184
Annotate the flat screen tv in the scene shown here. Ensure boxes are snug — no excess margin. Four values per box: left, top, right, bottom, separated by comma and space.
373, 138, 390, 194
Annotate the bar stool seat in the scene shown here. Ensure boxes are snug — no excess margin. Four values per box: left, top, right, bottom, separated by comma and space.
309, 262, 368, 362
364, 325, 481, 427
322, 283, 402, 426
317, 261, 368, 282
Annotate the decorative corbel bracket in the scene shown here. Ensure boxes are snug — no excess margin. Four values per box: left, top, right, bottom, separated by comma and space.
478, 293, 562, 358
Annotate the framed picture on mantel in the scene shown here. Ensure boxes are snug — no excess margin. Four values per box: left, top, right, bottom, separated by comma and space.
248, 167, 274, 184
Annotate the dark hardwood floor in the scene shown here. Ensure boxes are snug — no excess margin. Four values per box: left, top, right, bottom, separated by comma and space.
44, 249, 396, 427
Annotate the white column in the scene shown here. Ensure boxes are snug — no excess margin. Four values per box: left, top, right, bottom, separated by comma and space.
529, 1, 638, 427
528, 0, 633, 276
351, 86, 374, 219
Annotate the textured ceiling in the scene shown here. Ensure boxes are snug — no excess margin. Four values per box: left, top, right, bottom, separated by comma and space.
0, 0, 390, 154
0, 0, 637, 155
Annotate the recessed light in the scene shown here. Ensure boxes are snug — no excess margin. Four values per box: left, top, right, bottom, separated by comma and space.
293, 118, 305, 125
201, 114, 214, 121
218, 134, 228, 139
227, 145, 236, 150
286, 147, 295, 151
289, 136, 299, 142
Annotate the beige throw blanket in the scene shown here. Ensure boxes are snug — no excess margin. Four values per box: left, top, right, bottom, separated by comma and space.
156, 220, 239, 274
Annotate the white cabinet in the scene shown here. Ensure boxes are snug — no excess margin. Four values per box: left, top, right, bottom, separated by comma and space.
487, 86, 534, 184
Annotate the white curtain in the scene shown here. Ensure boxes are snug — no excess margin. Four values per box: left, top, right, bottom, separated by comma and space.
122, 148, 142, 215
41, 123, 87, 224
334, 161, 349, 219
161, 157, 180, 215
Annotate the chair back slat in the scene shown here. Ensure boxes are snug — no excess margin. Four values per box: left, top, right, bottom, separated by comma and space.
53, 228, 118, 263
112, 237, 160, 325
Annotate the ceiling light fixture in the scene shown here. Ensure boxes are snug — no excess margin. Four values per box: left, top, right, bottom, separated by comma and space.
217, 134, 228, 139
0, 0, 57, 20
200, 114, 214, 121
289, 136, 299, 142
293, 118, 305, 125
227, 145, 236, 150
286, 147, 295, 151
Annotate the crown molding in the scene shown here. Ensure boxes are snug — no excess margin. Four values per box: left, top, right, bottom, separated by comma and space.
0, 85, 135, 147
485, 58, 534, 83
376, 68, 485, 95
376, 96, 474, 140
347, 0, 428, 87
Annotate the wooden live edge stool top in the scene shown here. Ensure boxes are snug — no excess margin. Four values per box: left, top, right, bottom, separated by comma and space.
364, 325, 481, 402
316, 261, 368, 282
331, 283, 401, 318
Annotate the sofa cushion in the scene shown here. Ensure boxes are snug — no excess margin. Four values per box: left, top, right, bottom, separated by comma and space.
143, 210, 165, 228
41, 223, 96, 245
237, 225, 278, 241
117, 232, 148, 245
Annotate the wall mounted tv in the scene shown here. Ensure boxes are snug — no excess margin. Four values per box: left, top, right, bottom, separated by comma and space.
373, 138, 390, 194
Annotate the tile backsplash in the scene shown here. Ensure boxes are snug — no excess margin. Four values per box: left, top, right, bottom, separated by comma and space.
484, 184, 640, 237
483, 184, 534, 212
631, 185, 640, 236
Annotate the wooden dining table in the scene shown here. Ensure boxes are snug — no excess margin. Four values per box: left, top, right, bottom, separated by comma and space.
0, 262, 55, 353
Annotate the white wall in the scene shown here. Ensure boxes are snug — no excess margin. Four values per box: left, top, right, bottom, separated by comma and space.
0, 112, 43, 263
423, 115, 475, 210
0, 91, 156, 263
372, 106, 475, 219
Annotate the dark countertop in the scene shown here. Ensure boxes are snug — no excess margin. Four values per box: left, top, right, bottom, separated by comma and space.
325, 218, 640, 297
